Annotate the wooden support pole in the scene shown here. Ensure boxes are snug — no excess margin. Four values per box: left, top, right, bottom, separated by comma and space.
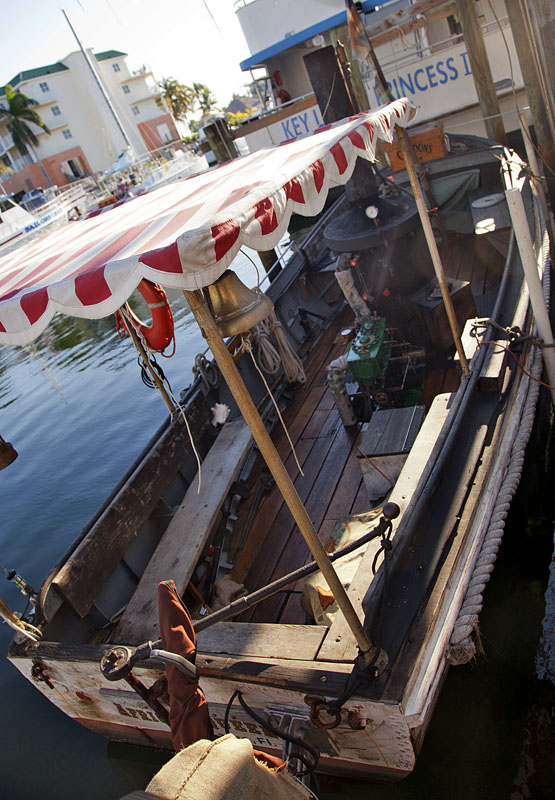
184, 288, 384, 667
505, 187, 555, 407
454, 0, 507, 146
350, 18, 468, 372
505, 0, 555, 209
519, 111, 549, 225
399, 134, 470, 374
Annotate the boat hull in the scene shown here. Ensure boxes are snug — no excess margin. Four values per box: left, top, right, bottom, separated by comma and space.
8, 644, 417, 780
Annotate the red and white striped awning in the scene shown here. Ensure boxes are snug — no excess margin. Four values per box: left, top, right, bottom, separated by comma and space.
0, 99, 413, 345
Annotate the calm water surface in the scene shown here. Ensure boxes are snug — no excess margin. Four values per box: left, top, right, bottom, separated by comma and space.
0, 247, 554, 799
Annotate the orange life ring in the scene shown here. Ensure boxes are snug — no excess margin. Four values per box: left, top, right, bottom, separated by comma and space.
125, 279, 175, 353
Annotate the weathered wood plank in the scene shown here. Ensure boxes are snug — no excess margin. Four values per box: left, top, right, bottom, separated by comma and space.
113, 418, 253, 644
258, 416, 358, 623
318, 393, 453, 662
196, 622, 327, 660
52, 390, 212, 619
243, 414, 342, 621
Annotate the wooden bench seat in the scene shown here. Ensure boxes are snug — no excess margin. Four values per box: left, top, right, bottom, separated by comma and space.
112, 417, 253, 644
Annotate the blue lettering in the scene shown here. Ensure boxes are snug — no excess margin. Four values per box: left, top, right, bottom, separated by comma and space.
446, 57, 458, 81
391, 77, 401, 99
312, 108, 324, 128
436, 60, 448, 85
299, 112, 309, 133
461, 51, 472, 76
281, 119, 293, 139
414, 68, 428, 92
399, 73, 415, 96
291, 116, 302, 136
425, 65, 438, 88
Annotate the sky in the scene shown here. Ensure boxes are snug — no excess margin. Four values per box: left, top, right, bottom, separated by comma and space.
0, 0, 253, 108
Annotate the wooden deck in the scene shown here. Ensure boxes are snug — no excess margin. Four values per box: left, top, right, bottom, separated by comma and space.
228, 231, 505, 625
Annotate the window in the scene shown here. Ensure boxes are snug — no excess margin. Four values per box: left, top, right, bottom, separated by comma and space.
112, 63, 121, 72
132, 105, 140, 116
157, 123, 172, 143
62, 129, 72, 139
39, 81, 50, 92
122, 84, 130, 94
52, 105, 61, 116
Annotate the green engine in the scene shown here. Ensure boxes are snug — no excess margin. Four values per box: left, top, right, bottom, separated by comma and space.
347, 316, 391, 386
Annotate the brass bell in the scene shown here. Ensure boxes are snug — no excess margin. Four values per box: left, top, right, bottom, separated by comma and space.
206, 270, 273, 336
0, 435, 18, 470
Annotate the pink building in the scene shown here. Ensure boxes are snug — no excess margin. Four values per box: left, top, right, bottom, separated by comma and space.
0, 49, 180, 195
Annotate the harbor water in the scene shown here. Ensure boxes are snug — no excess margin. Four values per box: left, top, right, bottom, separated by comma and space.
0, 249, 554, 799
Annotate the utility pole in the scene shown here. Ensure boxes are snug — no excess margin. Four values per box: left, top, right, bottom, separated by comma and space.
454, 0, 507, 145
505, 0, 555, 208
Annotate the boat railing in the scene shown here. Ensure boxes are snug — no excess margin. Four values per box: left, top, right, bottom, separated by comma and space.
370, 14, 512, 75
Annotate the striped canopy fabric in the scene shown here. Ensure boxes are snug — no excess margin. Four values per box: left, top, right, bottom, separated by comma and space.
0, 99, 413, 345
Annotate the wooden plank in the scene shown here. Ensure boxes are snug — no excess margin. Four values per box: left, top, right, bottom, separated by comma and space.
479, 339, 509, 392
243, 410, 342, 621
231, 434, 315, 585
318, 393, 453, 662
53, 390, 212, 619
113, 418, 253, 644
231, 94, 317, 138
258, 417, 359, 622
196, 622, 327, 660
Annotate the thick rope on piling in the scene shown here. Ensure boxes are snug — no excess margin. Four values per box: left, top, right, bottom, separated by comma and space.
446, 189, 552, 665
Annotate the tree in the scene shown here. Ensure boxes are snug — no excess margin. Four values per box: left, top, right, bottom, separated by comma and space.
192, 82, 219, 116
0, 84, 52, 186
158, 78, 194, 122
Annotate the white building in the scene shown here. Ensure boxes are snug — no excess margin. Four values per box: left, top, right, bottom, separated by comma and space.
0, 49, 180, 195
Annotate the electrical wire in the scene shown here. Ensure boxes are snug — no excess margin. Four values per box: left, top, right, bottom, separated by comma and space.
224, 689, 319, 777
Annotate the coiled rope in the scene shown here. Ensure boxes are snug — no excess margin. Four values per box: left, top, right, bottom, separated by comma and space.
446, 186, 552, 665
252, 310, 306, 384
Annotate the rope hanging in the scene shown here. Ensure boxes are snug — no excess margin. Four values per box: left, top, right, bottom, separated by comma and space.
241, 335, 304, 476
118, 303, 204, 494
446, 183, 551, 665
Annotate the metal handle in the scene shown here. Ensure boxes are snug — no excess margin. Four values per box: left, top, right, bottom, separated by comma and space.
150, 648, 199, 680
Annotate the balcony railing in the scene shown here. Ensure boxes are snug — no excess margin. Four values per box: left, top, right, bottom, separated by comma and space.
0, 133, 14, 153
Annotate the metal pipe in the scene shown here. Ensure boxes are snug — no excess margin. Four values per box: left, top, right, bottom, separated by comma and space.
194, 508, 398, 633
184, 288, 383, 666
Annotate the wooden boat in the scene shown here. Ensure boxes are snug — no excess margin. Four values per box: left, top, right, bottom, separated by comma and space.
0, 97, 550, 782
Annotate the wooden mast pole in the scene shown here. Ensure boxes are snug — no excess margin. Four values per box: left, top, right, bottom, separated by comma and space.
184, 288, 385, 668
356, 15, 470, 374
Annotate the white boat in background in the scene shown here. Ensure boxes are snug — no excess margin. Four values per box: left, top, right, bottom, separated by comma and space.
0, 187, 85, 252
232, 0, 528, 153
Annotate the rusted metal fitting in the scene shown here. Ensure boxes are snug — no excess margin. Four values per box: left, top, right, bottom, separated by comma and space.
305, 695, 342, 729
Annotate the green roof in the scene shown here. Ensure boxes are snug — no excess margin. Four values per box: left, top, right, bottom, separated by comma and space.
95, 50, 127, 61
3, 62, 69, 92
0, 50, 127, 96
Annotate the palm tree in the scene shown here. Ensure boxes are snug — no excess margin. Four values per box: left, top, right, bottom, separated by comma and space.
0, 84, 52, 186
158, 78, 195, 122
192, 83, 219, 116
